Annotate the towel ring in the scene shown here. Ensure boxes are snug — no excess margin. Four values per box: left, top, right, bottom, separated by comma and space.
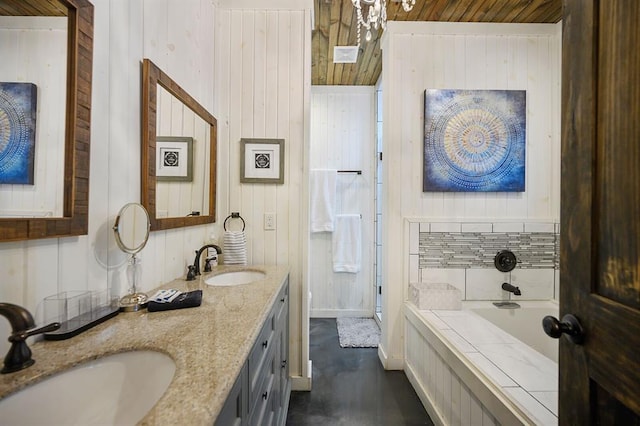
224, 212, 246, 231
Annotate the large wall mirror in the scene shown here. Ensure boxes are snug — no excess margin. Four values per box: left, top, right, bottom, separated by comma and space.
141, 59, 217, 231
0, 0, 94, 241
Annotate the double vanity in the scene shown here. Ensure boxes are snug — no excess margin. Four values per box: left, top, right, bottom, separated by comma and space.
0, 265, 291, 425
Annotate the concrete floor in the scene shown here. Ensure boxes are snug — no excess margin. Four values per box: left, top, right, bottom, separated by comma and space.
286, 318, 434, 426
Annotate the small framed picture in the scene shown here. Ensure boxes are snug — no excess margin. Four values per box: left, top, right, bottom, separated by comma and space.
240, 138, 284, 184
156, 136, 193, 182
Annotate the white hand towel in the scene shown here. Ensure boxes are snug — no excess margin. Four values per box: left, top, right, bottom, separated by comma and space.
310, 169, 337, 232
223, 231, 247, 265
332, 214, 361, 273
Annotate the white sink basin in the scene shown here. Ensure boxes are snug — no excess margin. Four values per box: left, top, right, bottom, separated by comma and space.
205, 270, 266, 286
0, 350, 175, 426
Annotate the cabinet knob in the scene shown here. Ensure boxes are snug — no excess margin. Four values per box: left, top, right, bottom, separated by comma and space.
281, 359, 287, 369
262, 391, 268, 400
280, 298, 285, 303
262, 340, 268, 349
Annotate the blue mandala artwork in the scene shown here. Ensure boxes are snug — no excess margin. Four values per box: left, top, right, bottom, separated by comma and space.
423, 89, 526, 192
0, 82, 37, 185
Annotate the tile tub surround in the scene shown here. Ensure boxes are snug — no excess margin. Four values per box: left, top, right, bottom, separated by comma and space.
0, 264, 290, 426
409, 221, 560, 301
405, 301, 558, 426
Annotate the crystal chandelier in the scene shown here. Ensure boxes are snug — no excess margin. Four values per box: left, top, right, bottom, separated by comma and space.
351, 0, 415, 45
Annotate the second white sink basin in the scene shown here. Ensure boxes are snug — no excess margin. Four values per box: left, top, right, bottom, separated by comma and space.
0, 350, 175, 426
205, 270, 266, 286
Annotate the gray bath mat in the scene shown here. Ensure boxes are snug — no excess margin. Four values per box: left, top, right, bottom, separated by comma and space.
336, 317, 380, 348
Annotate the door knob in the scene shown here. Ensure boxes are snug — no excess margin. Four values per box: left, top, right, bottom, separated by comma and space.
542, 314, 585, 344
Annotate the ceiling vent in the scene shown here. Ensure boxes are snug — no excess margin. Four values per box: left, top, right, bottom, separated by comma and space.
333, 46, 359, 63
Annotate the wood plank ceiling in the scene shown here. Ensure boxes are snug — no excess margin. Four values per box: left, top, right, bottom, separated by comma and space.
313, 0, 562, 86
0, 0, 67, 16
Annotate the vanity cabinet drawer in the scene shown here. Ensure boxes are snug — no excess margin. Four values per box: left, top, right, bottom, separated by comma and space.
215, 363, 248, 426
249, 344, 277, 425
275, 283, 288, 325
248, 311, 275, 397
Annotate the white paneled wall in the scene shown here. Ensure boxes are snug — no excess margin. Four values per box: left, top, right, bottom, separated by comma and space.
405, 317, 499, 426
379, 22, 562, 369
310, 86, 375, 317
215, 0, 313, 385
0, 17, 67, 218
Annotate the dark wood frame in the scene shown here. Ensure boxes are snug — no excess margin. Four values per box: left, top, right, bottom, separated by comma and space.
141, 58, 217, 231
0, 0, 94, 242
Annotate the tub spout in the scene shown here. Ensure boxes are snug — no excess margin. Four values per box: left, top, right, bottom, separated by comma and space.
501, 282, 521, 296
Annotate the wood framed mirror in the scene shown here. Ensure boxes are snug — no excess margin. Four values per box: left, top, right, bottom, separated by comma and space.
141, 58, 217, 231
0, 0, 94, 242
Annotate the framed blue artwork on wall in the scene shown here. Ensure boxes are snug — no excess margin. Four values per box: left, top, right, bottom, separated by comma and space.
423, 89, 526, 192
0, 82, 37, 185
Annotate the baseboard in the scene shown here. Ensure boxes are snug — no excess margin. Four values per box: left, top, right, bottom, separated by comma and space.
291, 360, 313, 391
311, 309, 372, 318
377, 342, 404, 370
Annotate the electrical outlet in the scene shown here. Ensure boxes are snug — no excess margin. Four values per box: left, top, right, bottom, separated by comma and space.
264, 213, 276, 230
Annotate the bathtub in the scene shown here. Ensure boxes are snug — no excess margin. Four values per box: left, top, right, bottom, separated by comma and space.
404, 300, 559, 426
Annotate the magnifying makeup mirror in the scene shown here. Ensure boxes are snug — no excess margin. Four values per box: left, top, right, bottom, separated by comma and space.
113, 203, 151, 311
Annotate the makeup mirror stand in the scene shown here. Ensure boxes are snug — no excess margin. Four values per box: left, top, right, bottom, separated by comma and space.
113, 203, 151, 312
120, 252, 147, 311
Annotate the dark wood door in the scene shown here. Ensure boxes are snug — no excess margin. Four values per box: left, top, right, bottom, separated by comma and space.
560, 0, 640, 423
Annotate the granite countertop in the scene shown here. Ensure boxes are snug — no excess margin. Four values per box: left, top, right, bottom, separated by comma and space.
0, 264, 290, 425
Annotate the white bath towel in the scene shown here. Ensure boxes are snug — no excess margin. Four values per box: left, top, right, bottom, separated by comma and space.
332, 214, 361, 273
310, 169, 337, 232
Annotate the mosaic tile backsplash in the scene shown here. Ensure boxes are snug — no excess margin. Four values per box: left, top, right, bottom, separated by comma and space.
419, 232, 559, 270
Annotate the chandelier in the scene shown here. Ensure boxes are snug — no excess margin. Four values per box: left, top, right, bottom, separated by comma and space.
351, 0, 415, 45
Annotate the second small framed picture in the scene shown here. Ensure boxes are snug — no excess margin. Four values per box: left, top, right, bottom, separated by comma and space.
156, 136, 193, 182
240, 138, 284, 184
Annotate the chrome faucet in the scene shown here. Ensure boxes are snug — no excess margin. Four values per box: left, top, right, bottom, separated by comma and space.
0, 303, 60, 374
501, 282, 522, 296
186, 244, 223, 281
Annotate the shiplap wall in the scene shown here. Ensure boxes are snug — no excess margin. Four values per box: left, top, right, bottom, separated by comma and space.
379, 22, 562, 369
0, 17, 67, 217
309, 86, 375, 317
215, 0, 313, 386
